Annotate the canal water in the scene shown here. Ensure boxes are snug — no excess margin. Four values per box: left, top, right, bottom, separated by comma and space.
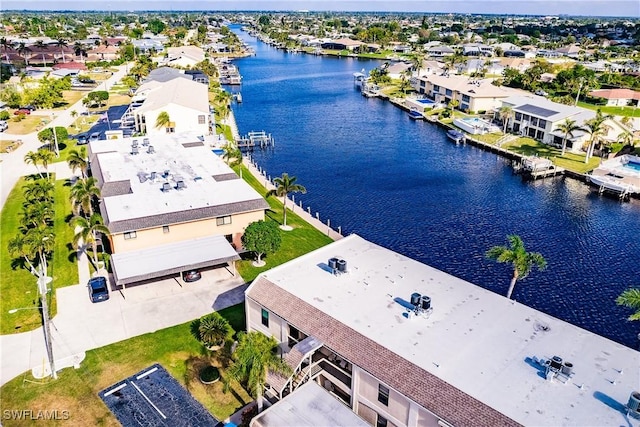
228, 28, 640, 349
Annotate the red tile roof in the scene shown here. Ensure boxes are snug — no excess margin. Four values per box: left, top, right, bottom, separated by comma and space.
248, 277, 519, 427
589, 88, 640, 100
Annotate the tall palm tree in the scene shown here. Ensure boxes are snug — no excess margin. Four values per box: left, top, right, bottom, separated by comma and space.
486, 234, 547, 300
0, 37, 11, 63
24, 151, 44, 179
70, 110, 78, 130
498, 106, 514, 134
154, 111, 171, 131
67, 147, 88, 178
70, 177, 101, 217
71, 213, 110, 270
222, 142, 242, 167
266, 173, 306, 229
616, 288, 640, 321
9, 225, 55, 278
225, 331, 292, 413
583, 111, 613, 163
37, 150, 55, 180
16, 42, 31, 66
55, 39, 68, 63
22, 201, 53, 228
33, 40, 47, 65
553, 118, 584, 156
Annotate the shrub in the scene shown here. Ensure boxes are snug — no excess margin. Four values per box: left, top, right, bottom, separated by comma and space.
0, 111, 10, 120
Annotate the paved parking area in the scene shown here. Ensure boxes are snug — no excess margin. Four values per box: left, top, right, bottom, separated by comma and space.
1, 267, 247, 385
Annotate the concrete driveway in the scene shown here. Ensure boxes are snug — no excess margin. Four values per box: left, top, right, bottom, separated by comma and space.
0, 268, 247, 386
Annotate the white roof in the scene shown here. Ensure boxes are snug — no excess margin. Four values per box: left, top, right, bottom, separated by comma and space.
501, 95, 596, 123
89, 133, 265, 226
258, 234, 640, 427
251, 381, 370, 427
135, 77, 209, 115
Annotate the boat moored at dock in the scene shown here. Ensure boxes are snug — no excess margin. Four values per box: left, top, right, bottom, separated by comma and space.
446, 129, 465, 143
408, 108, 424, 120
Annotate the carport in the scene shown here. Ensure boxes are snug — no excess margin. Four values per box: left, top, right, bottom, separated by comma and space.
111, 235, 240, 288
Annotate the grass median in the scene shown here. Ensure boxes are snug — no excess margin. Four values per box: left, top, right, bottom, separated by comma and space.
0, 177, 78, 335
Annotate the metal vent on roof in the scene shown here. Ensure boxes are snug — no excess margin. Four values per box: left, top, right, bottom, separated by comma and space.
328, 257, 347, 275
407, 292, 433, 319
147, 145, 155, 154
161, 182, 171, 192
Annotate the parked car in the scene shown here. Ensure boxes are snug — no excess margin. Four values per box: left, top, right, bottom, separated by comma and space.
19, 105, 36, 111
76, 134, 88, 145
88, 276, 109, 303
0, 121, 8, 132
14, 108, 31, 115
182, 270, 202, 282
89, 132, 101, 142
79, 78, 96, 84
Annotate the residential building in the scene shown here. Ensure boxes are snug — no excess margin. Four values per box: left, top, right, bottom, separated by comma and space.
166, 45, 205, 67
589, 88, 640, 107
132, 77, 211, 136
321, 38, 365, 51
88, 133, 269, 287
500, 95, 628, 152
245, 234, 640, 427
412, 74, 525, 113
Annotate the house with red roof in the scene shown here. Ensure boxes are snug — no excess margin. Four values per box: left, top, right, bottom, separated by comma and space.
589, 88, 640, 107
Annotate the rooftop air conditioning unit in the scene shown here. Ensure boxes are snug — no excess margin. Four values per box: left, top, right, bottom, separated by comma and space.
628, 392, 640, 419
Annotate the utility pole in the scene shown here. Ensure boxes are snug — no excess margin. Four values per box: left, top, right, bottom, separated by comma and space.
38, 273, 56, 379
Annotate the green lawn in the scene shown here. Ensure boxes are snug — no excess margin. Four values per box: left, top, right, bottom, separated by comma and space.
0, 304, 251, 427
0, 177, 78, 335
577, 101, 640, 118
501, 138, 601, 173
234, 164, 334, 283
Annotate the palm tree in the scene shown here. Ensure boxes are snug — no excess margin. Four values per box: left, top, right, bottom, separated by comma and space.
583, 111, 613, 163
70, 177, 101, 217
0, 37, 11, 63
67, 147, 88, 178
33, 40, 47, 65
8, 225, 55, 278
16, 42, 31, 66
222, 142, 242, 167
37, 150, 55, 180
70, 110, 78, 130
23, 179, 54, 203
55, 39, 68, 63
266, 173, 306, 230
486, 234, 547, 300
154, 111, 171, 131
24, 151, 44, 179
498, 106, 514, 134
192, 312, 234, 350
71, 213, 110, 270
616, 288, 640, 321
22, 201, 53, 228
553, 118, 584, 156
225, 331, 292, 413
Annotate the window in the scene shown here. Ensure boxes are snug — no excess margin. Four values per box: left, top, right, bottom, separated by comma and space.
515, 112, 522, 121
198, 115, 206, 124
124, 231, 137, 240
433, 84, 440, 92
216, 215, 232, 226
538, 119, 547, 128
163, 225, 170, 233
530, 117, 539, 127
261, 308, 269, 327
462, 94, 470, 102
378, 384, 389, 406
376, 415, 388, 427
445, 89, 452, 96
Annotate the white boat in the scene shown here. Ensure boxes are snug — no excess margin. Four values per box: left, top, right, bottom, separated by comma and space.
408, 108, 424, 120
447, 129, 465, 143
588, 174, 638, 194
522, 156, 553, 172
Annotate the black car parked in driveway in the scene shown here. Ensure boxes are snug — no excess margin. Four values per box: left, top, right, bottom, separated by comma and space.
182, 270, 202, 282
76, 134, 88, 145
88, 276, 109, 302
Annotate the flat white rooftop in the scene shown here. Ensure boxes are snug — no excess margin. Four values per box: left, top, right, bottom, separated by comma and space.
258, 234, 640, 427
89, 133, 267, 230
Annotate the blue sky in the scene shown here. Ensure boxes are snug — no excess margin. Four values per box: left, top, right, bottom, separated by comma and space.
2, 0, 639, 17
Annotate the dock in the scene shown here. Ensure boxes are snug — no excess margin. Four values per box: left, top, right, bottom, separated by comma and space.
236, 131, 275, 151
514, 156, 565, 180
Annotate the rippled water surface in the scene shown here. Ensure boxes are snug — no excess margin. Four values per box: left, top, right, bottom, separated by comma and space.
229, 28, 640, 349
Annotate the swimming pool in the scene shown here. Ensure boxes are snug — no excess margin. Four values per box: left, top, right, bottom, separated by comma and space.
416, 99, 435, 105
624, 161, 640, 172
453, 117, 494, 135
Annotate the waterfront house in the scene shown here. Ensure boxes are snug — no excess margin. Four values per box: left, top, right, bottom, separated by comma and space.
245, 234, 640, 427
426, 45, 455, 58
499, 95, 628, 153
412, 74, 525, 113
166, 45, 205, 68
321, 38, 364, 51
132, 77, 210, 136
88, 133, 269, 288
588, 88, 640, 107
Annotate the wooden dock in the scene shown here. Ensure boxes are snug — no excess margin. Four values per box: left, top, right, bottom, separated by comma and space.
237, 131, 275, 150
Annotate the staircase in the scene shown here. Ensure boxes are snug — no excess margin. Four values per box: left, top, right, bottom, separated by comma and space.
496, 134, 518, 147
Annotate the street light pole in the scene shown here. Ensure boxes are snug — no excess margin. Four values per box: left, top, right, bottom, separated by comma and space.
37, 274, 57, 380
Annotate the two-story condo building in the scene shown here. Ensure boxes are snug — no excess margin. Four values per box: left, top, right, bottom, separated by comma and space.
245, 235, 640, 427
88, 133, 269, 288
